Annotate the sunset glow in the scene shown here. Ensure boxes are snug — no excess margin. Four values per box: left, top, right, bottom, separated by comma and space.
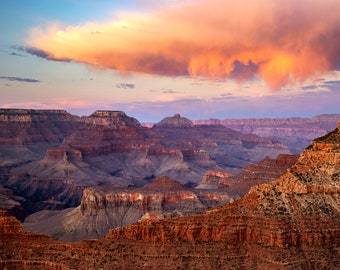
27, 0, 340, 89
1, 0, 339, 121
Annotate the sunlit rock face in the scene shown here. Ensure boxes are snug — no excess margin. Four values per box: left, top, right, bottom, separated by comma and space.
23, 176, 233, 241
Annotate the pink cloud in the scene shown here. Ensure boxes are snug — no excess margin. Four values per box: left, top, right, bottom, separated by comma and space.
26, 0, 340, 90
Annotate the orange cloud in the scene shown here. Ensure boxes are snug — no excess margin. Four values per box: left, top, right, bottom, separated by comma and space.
27, 0, 340, 90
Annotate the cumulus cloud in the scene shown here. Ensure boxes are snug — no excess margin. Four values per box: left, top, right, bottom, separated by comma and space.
25, 0, 340, 90
0, 76, 40, 83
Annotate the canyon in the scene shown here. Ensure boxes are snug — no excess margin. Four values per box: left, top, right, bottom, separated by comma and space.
0, 109, 295, 219
0, 109, 338, 242
0, 121, 339, 269
23, 152, 296, 242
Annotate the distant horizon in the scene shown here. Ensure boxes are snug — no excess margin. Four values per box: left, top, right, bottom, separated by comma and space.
1, 106, 340, 124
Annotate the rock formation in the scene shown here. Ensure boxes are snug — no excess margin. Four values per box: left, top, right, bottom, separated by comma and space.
0, 187, 26, 221
152, 115, 291, 173
193, 114, 340, 154
103, 123, 340, 268
23, 176, 233, 241
0, 108, 81, 147
1, 108, 337, 252
197, 154, 299, 197
1, 109, 295, 223
227, 154, 299, 196
0, 123, 339, 269
153, 113, 193, 128
21, 154, 298, 242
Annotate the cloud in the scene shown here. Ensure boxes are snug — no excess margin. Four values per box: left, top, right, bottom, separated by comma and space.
162, 88, 177, 94
301, 85, 319, 91
116, 83, 135, 89
26, 0, 340, 90
1, 102, 62, 110
10, 52, 23, 57
322, 80, 340, 91
0, 76, 40, 83
11, 45, 71, 62
323, 80, 340, 86
0, 98, 103, 114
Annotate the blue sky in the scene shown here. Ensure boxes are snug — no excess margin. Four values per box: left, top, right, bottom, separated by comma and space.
1, 0, 340, 122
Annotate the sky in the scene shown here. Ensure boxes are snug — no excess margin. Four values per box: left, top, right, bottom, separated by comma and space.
1, 0, 340, 122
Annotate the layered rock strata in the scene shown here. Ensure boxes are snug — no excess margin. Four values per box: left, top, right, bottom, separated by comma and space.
198, 154, 299, 196
23, 176, 233, 241
105, 124, 340, 268
0, 124, 339, 269
22, 153, 298, 241
0, 108, 81, 147
1, 108, 336, 252
193, 114, 340, 154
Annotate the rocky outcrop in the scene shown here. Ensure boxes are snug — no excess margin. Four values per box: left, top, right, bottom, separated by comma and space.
0, 210, 70, 270
79, 177, 209, 216
0, 188, 26, 221
44, 148, 83, 162
61, 111, 148, 156
197, 154, 298, 194
0, 109, 81, 146
198, 170, 233, 188
153, 113, 193, 128
85, 110, 141, 127
226, 154, 299, 196
23, 176, 233, 241
0, 209, 24, 234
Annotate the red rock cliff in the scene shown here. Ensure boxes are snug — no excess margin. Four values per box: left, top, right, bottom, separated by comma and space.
108, 126, 340, 249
